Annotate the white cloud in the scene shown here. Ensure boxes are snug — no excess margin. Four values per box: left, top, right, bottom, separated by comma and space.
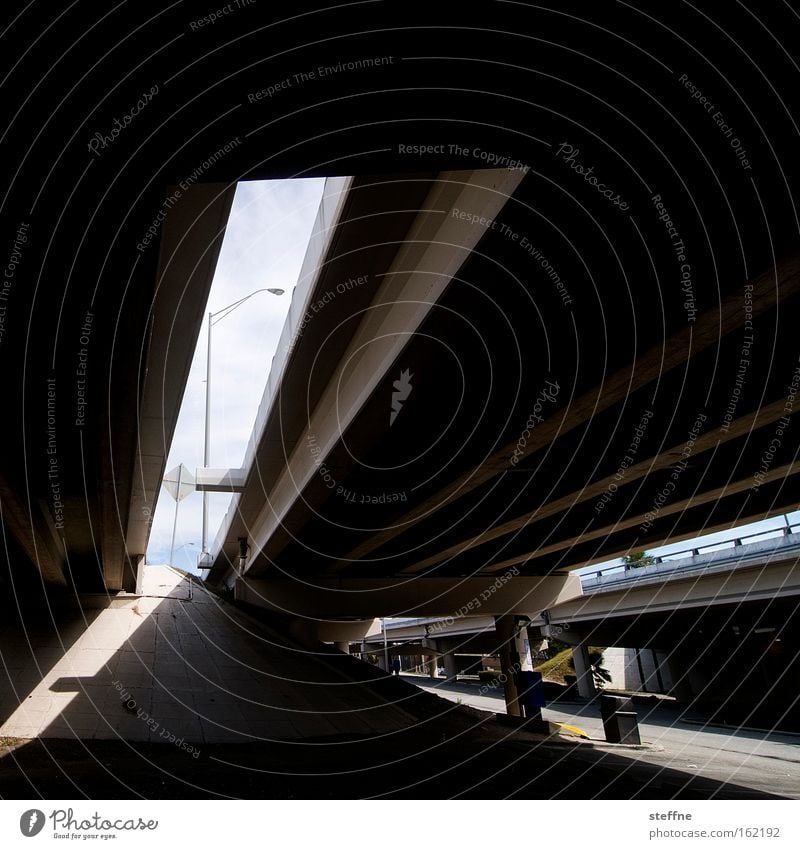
147, 177, 326, 570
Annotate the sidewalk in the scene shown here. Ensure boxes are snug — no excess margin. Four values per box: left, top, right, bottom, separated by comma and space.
0, 567, 416, 744
410, 674, 800, 798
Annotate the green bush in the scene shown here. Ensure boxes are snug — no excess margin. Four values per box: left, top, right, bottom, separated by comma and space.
478, 669, 502, 683
623, 551, 656, 568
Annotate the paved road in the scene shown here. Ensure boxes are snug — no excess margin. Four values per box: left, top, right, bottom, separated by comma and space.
408, 674, 800, 798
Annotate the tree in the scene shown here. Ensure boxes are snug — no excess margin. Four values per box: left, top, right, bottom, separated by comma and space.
623, 550, 655, 568
589, 648, 613, 687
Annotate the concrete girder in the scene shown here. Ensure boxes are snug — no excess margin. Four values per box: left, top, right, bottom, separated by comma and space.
203, 174, 435, 583
401, 394, 800, 576
240, 168, 525, 579
194, 468, 246, 493
111, 183, 235, 590
234, 572, 580, 619
543, 556, 800, 628
336, 254, 800, 570
482, 461, 800, 575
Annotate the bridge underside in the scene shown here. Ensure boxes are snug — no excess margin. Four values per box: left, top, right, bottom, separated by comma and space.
0, 184, 234, 598
2, 3, 800, 802
209, 164, 800, 622
1, 3, 798, 623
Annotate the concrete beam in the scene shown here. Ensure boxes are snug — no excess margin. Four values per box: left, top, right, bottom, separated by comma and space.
117, 183, 235, 590
338, 254, 800, 569
0, 477, 66, 587
401, 394, 798, 576
483, 460, 800, 574
194, 467, 246, 493
275, 616, 378, 646
545, 558, 800, 625
241, 168, 525, 577
383, 614, 497, 641
235, 573, 580, 619
203, 174, 432, 583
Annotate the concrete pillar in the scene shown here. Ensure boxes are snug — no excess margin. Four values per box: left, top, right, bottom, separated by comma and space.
334, 641, 349, 654
653, 650, 673, 693
514, 624, 545, 719
133, 554, 146, 595
515, 626, 534, 671
686, 660, 711, 704
572, 643, 597, 699
494, 616, 521, 717
423, 638, 438, 678
443, 652, 458, 681
666, 655, 692, 702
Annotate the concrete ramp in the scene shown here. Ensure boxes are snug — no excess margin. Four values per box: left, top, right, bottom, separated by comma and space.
0, 567, 414, 744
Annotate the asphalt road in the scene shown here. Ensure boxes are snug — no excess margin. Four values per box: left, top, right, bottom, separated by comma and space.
408, 674, 800, 799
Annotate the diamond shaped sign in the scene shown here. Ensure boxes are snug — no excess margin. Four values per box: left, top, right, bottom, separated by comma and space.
162, 463, 195, 502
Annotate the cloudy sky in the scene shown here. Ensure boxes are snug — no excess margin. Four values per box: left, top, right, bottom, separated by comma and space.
146, 177, 325, 570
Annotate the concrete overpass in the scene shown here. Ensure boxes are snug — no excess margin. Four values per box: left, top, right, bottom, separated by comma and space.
2, 1, 800, 780
4, 161, 800, 718
359, 615, 516, 681
198, 168, 800, 639
193, 164, 800, 720
353, 526, 800, 722
4, 3, 800, 622
533, 526, 800, 727
0, 182, 235, 595
540, 524, 800, 632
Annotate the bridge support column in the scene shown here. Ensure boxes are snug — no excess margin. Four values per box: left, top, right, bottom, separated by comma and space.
494, 616, 521, 717
423, 639, 438, 678
515, 625, 534, 671
429, 658, 438, 678
443, 652, 458, 681
572, 643, 597, 699
667, 654, 693, 702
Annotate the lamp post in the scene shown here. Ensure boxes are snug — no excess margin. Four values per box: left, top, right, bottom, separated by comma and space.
201, 287, 284, 557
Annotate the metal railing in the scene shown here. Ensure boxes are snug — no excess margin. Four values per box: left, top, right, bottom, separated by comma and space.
583, 519, 799, 583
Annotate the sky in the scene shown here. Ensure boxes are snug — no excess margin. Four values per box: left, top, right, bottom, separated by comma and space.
146, 177, 326, 570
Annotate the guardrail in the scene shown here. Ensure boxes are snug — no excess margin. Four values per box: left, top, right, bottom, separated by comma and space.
583, 520, 799, 583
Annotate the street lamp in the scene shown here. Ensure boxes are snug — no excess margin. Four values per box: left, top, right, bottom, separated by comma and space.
201, 287, 285, 556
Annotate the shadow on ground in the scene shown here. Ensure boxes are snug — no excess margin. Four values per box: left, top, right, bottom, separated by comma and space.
0, 726, 780, 799
0, 571, 784, 799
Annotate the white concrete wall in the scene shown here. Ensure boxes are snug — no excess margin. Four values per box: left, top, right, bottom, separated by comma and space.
600, 647, 673, 694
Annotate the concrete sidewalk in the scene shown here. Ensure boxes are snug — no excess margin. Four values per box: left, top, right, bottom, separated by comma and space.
410, 675, 800, 798
0, 567, 415, 744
